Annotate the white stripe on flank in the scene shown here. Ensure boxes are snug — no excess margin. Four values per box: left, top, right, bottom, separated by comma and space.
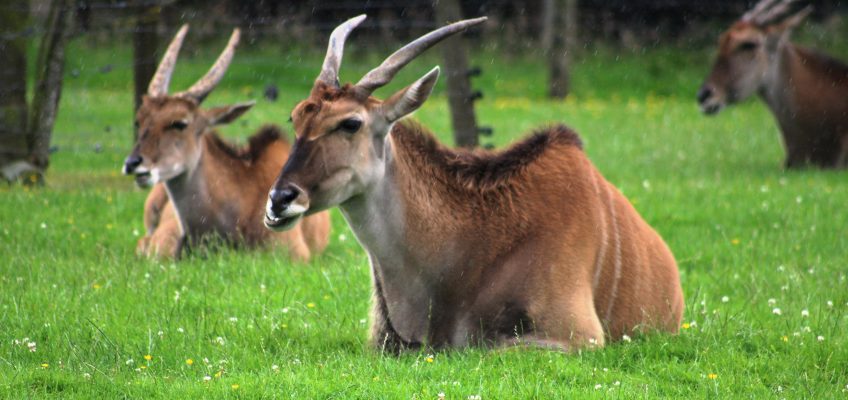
590, 169, 609, 291
604, 184, 622, 321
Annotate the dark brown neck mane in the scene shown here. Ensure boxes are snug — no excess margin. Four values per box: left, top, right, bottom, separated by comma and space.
389, 121, 583, 193
203, 125, 286, 166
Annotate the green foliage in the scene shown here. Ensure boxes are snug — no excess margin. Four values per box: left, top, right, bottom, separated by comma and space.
1, 41, 846, 398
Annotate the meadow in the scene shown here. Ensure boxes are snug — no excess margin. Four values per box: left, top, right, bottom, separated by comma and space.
1, 30, 847, 398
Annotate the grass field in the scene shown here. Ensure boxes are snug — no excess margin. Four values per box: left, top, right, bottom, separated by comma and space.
1, 31, 848, 398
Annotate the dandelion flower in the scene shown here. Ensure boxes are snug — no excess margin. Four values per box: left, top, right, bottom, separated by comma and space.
186, 359, 194, 366
40, 363, 49, 369
781, 336, 789, 342
144, 354, 152, 361
231, 384, 239, 390
681, 322, 691, 329
707, 373, 717, 380
425, 355, 434, 363
306, 302, 316, 308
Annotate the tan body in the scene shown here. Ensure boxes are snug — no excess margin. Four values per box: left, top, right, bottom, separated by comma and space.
136, 128, 330, 260
344, 123, 682, 349
698, 1, 848, 168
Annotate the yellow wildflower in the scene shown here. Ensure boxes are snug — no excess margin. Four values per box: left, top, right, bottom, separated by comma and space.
144, 354, 152, 361
186, 359, 194, 366
707, 373, 717, 380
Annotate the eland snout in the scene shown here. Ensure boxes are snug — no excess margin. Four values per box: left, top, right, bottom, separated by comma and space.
264, 184, 307, 231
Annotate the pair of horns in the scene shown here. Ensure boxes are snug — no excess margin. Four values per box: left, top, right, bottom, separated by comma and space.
743, 0, 812, 26
316, 15, 487, 94
147, 25, 240, 102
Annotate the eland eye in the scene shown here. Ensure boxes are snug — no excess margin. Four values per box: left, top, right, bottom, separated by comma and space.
339, 118, 362, 133
737, 41, 759, 52
167, 120, 188, 131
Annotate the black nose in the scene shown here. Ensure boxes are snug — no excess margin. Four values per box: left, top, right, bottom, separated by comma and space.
269, 186, 301, 213
696, 85, 713, 104
123, 154, 142, 174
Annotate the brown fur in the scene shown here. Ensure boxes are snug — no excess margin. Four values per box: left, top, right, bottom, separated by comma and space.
701, 18, 848, 168
384, 122, 683, 348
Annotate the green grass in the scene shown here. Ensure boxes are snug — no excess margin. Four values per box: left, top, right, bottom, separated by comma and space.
1, 33, 848, 398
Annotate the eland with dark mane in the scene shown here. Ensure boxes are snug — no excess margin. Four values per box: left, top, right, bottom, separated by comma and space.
125, 25, 330, 260
266, 15, 683, 352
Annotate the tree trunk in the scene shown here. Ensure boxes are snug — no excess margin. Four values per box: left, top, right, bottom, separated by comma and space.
133, 5, 160, 126
433, 0, 479, 148
0, 0, 31, 178
548, 0, 577, 99
28, 0, 73, 171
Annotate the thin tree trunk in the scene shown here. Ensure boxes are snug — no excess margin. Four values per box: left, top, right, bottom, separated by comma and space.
433, 0, 479, 148
133, 5, 160, 125
541, 0, 555, 52
548, 0, 577, 99
0, 0, 30, 174
28, 0, 73, 171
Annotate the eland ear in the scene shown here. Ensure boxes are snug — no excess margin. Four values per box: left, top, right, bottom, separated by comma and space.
381, 67, 440, 123
207, 101, 255, 126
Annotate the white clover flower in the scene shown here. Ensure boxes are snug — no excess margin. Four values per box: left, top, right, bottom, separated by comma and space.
27, 341, 37, 352
177, 327, 185, 333
359, 318, 367, 324
594, 384, 602, 390
801, 309, 809, 317
83, 372, 91, 379
826, 300, 833, 308
157, 330, 164, 337
228, 317, 238, 323
721, 296, 729, 303
817, 336, 824, 342
271, 364, 279, 372
282, 307, 289, 314
215, 336, 226, 345
621, 334, 632, 342
438, 392, 446, 400
772, 308, 782, 315
125, 359, 134, 365
614, 381, 621, 386
768, 298, 777, 306
203, 375, 212, 382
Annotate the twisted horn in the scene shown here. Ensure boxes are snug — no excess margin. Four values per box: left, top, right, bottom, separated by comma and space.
316, 14, 367, 86
742, 0, 781, 22
176, 28, 241, 102
355, 17, 487, 94
755, 0, 802, 25
147, 24, 189, 97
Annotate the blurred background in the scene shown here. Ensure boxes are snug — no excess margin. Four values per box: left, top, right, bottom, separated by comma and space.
1, 0, 847, 179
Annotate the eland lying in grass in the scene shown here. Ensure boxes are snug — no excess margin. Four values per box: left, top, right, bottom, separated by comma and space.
698, 0, 848, 169
124, 25, 330, 261
265, 15, 683, 352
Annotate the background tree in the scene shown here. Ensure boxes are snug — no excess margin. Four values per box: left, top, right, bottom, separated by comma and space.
0, 0, 74, 184
547, 0, 578, 99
